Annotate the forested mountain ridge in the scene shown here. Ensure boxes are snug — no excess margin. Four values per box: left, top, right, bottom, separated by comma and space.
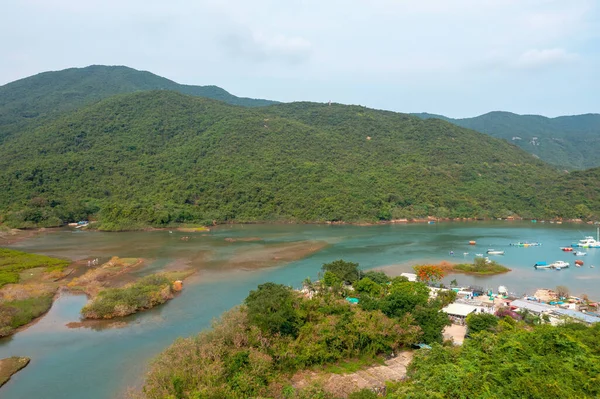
413, 111, 600, 170
0, 65, 278, 142
0, 90, 596, 229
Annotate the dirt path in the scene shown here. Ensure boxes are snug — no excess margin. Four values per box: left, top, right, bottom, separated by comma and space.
293, 352, 414, 398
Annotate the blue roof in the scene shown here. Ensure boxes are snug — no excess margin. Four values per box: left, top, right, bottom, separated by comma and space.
552, 309, 600, 324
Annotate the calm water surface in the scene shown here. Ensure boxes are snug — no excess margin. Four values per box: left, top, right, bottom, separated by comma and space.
1, 222, 600, 399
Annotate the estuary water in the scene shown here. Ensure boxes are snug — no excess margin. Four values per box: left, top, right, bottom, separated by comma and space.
1, 222, 599, 399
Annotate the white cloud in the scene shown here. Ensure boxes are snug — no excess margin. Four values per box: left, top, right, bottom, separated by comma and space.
221, 31, 312, 64
513, 48, 578, 69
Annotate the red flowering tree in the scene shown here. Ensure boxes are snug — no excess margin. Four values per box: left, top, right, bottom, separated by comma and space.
413, 265, 446, 283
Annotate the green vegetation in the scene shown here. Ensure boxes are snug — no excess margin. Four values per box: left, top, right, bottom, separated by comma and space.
0, 65, 276, 143
321, 259, 360, 284
139, 260, 600, 399
465, 312, 499, 334
0, 295, 53, 336
0, 248, 70, 287
414, 111, 600, 170
386, 323, 600, 399
138, 264, 454, 399
3, 90, 599, 229
453, 257, 511, 275
81, 274, 174, 319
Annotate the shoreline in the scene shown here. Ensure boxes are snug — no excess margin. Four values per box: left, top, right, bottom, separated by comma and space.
2, 216, 598, 234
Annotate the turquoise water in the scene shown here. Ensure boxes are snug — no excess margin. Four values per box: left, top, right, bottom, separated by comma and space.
1, 222, 599, 398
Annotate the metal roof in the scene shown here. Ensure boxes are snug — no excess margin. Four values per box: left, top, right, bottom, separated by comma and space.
442, 303, 483, 317
510, 299, 555, 314
552, 308, 600, 324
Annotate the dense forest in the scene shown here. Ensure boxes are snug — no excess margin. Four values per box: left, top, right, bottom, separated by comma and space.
0, 65, 276, 143
414, 111, 600, 170
137, 262, 600, 399
0, 89, 598, 229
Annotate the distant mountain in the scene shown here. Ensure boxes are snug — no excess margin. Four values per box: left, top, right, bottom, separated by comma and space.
1, 90, 596, 230
0, 65, 278, 141
413, 111, 600, 170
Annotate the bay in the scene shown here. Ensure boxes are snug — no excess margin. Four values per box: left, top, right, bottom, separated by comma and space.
1, 221, 599, 399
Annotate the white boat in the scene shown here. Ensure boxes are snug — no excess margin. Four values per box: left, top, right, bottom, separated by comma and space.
575, 228, 600, 248
551, 260, 570, 269
486, 249, 505, 255
574, 251, 587, 256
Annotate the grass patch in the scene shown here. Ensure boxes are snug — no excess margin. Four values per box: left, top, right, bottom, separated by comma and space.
321, 355, 385, 375
0, 295, 53, 336
81, 274, 174, 319
453, 258, 510, 275
0, 248, 70, 288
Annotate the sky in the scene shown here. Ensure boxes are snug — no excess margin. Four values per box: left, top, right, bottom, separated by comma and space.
1, 0, 599, 117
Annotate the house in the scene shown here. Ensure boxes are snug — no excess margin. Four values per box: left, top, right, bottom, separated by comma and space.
442, 302, 489, 325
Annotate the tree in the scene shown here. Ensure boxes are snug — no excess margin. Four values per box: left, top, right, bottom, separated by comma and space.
465, 313, 498, 335
413, 305, 451, 344
362, 271, 390, 285
244, 282, 299, 336
413, 265, 446, 284
354, 277, 382, 296
322, 260, 360, 284
322, 271, 341, 287
556, 285, 570, 299
378, 281, 430, 318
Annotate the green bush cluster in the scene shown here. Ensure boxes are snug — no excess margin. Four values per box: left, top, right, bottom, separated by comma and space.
81, 274, 173, 319
386, 323, 600, 399
139, 262, 459, 399
0, 248, 70, 288
453, 257, 510, 274
0, 295, 53, 336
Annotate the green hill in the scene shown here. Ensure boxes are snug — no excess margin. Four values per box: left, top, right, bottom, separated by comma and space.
1, 90, 595, 229
0, 65, 278, 142
413, 111, 600, 170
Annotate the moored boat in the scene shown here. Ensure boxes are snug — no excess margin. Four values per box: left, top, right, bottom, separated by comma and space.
486, 249, 505, 255
534, 261, 552, 270
574, 251, 587, 256
573, 228, 600, 248
561, 247, 573, 252
551, 260, 570, 269
510, 242, 541, 247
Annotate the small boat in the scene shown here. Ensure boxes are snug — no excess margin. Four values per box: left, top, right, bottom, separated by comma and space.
534, 261, 552, 270
561, 247, 574, 252
510, 242, 541, 247
475, 253, 483, 257
551, 260, 570, 269
574, 228, 600, 248
591, 265, 595, 268
575, 260, 584, 267
486, 249, 505, 255
574, 251, 587, 256
469, 240, 476, 245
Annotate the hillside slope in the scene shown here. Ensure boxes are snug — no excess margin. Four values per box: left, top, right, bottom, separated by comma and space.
413, 111, 600, 170
0, 91, 594, 229
0, 65, 278, 142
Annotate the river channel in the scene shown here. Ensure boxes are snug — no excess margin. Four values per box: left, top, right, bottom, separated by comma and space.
1, 222, 599, 399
